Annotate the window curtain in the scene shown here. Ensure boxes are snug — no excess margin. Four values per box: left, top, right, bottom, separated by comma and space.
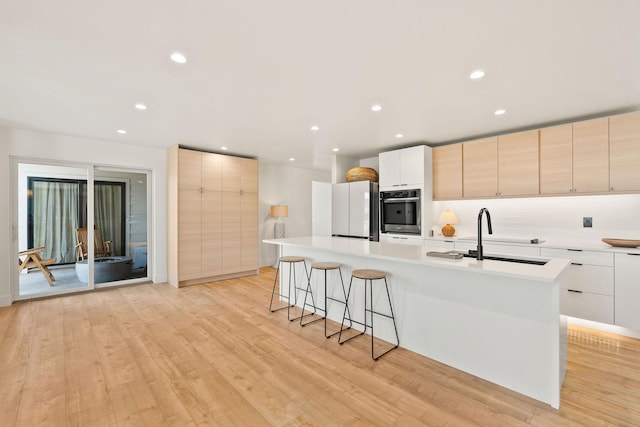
32, 181, 79, 263
95, 184, 123, 256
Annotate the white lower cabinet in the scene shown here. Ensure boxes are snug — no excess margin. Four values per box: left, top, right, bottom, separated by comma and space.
614, 252, 640, 330
541, 248, 614, 324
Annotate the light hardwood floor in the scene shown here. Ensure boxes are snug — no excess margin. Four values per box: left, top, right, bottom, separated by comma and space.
1, 267, 640, 426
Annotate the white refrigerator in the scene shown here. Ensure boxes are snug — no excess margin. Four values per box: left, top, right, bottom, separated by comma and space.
331, 181, 379, 241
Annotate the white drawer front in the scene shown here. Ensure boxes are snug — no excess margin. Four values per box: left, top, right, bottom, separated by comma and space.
562, 264, 614, 295
560, 290, 614, 324
380, 234, 423, 245
541, 248, 613, 266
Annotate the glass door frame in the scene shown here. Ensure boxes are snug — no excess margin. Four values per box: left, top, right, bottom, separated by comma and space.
11, 157, 153, 300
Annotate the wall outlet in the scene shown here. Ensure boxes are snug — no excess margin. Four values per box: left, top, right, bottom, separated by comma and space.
583, 217, 593, 228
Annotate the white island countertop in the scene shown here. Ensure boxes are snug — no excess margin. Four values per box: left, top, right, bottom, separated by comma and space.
264, 236, 570, 283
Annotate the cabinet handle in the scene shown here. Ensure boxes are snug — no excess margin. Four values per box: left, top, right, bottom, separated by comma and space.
570, 262, 583, 266
567, 249, 582, 252
567, 289, 583, 294
626, 253, 640, 256
611, 187, 614, 191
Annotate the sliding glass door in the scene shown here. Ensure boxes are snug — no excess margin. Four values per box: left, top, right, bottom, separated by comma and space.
14, 160, 151, 299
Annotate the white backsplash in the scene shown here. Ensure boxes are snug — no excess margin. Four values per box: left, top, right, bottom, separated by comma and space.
431, 194, 640, 242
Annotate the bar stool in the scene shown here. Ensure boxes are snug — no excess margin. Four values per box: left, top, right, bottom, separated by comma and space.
269, 256, 315, 322
338, 269, 399, 360
300, 262, 353, 338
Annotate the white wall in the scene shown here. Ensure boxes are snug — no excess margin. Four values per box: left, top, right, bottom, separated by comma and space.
0, 130, 10, 305
431, 194, 640, 242
1, 127, 167, 305
259, 163, 330, 267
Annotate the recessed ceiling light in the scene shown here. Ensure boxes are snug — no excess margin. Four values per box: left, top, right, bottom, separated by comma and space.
221, 146, 228, 150
170, 52, 187, 64
371, 104, 382, 112
332, 148, 339, 152
134, 103, 147, 110
494, 109, 506, 115
470, 70, 485, 80
289, 157, 295, 161
310, 126, 319, 131
395, 133, 404, 138
117, 129, 127, 134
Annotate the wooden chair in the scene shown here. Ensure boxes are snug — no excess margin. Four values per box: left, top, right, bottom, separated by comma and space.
75, 228, 112, 261
18, 247, 56, 286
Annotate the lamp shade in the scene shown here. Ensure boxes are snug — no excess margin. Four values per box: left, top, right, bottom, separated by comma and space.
271, 205, 288, 218
438, 210, 459, 224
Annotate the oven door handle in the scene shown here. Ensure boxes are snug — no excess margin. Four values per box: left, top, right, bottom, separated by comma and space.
382, 197, 420, 202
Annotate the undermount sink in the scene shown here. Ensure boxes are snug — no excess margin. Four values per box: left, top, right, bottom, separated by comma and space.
463, 250, 549, 266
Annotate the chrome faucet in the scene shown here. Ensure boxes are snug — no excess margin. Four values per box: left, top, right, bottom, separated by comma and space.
477, 208, 493, 260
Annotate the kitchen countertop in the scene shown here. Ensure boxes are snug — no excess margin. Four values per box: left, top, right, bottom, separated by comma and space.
264, 236, 570, 283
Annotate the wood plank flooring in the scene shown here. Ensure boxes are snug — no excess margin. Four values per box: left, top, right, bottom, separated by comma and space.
1, 267, 640, 426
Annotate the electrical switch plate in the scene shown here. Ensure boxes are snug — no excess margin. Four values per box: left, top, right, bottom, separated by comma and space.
583, 217, 593, 227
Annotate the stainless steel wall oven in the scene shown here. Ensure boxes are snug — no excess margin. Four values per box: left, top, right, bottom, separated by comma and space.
380, 189, 421, 235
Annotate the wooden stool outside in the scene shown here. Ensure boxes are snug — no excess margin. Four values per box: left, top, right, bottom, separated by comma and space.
269, 256, 315, 322
338, 269, 399, 360
300, 262, 353, 338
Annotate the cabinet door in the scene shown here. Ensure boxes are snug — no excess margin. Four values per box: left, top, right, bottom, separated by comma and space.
378, 150, 400, 187
178, 149, 202, 190
498, 130, 539, 196
201, 152, 222, 191
573, 118, 609, 193
399, 146, 426, 186
560, 291, 614, 324
240, 158, 259, 193
463, 137, 498, 198
222, 192, 242, 274
222, 156, 243, 193
201, 191, 222, 277
240, 192, 259, 271
540, 124, 573, 195
610, 111, 640, 192
178, 189, 202, 281
433, 145, 462, 199
614, 252, 640, 330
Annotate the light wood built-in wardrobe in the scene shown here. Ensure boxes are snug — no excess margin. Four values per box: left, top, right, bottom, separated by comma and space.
167, 145, 258, 287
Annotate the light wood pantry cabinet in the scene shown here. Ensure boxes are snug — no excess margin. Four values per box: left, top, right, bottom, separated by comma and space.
462, 137, 498, 198
609, 111, 640, 192
540, 124, 573, 195
498, 130, 539, 196
572, 117, 609, 193
432, 144, 462, 199
168, 146, 258, 287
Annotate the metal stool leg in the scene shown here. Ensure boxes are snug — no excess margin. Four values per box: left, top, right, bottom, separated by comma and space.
269, 260, 293, 313
338, 276, 365, 344
288, 260, 314, 322
370, 277, 400, 361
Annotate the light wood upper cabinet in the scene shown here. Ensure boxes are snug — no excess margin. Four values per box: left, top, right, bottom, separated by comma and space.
498, 130, 539, 196
610, 111, 640, 191
540, 124, 573, 195
241, 157, 259, 193
463, 137, 498, 198
201, 152, 223, 191
433, 144, 462, 199
573, 118, 609, 193
178, 149, 202, 190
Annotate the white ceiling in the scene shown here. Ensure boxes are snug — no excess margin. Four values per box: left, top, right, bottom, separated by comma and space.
1, 0, 639, 171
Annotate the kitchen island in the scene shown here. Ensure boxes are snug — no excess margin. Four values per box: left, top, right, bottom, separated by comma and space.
264, 236, 570, 408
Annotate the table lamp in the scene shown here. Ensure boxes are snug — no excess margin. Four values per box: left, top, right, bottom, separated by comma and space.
438, 209, 459, 237
271, 205, 289, 238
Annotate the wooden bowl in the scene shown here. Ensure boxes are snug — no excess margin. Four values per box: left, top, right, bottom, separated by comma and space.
346, 167, 379, 183
601, 238, 640, 248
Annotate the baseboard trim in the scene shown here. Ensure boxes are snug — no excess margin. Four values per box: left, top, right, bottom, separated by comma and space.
0, 294, 13, 307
